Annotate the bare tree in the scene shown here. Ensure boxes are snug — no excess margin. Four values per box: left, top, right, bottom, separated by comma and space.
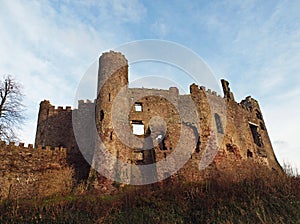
0, 75, 25, 141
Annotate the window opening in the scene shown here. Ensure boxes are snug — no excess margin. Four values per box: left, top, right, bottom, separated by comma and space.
260, 122, 265, 130
249, 123, 263, 147
134, 102, 143, 112
215, 113, 224, 134
132, 120, 144, 135
256, 109, 263, 120
247, 149, 253, 158
100, 110, 104, 121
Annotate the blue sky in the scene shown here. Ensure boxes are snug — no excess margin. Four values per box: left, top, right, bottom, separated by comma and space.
0, 0, 299, 171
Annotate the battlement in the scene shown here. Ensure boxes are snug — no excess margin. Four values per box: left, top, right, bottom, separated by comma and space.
40, 99, 95, 113
77, 99, 95, 110
128, 87, 179, 97
39, 100, 72, 119
51, 106, 72, 113
1, 141, 34, 149
190, 83, 223, 99
78, 99, 94, 104
0, 140, 67, 155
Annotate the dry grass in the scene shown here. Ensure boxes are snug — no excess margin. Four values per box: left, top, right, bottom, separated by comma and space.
37, 167, 74, 198
0, 163, 299, 223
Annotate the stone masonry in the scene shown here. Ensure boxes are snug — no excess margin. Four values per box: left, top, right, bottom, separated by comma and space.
1, 50, 282, 198
91, 51, 281, 187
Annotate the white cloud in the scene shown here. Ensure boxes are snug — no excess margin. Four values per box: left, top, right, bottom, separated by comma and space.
0, 0, 147, 143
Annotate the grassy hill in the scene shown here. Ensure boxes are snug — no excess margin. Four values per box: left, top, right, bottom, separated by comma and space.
1, 166, 299, 223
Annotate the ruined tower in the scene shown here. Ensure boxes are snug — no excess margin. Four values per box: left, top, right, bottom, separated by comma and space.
96, 51, 129, 140
35, 100, 74, 149
94, 51, 132, 184
35, 100, 91, 181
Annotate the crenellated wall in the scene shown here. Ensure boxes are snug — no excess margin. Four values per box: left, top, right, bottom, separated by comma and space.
34, 100, 92, 182
0, 141, 71, 200
35, 100, 75, 150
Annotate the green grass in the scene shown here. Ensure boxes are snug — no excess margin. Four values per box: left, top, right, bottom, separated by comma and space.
1, 174, 299, 223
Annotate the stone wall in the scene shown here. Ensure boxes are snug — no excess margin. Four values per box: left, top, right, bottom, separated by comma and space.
35, 100, 92, 181
92, 51, 282, 188
0, 142, 72, 200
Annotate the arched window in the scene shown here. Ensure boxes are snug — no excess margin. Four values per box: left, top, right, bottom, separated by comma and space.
214, 113, 224, 134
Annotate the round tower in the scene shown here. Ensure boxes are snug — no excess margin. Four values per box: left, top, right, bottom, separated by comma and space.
97, 51, 128, 96
96, 51, 129, 149
94, 51, 130, 185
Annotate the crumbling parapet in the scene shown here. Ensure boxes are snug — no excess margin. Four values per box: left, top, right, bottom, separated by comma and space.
221, 79, 235, 101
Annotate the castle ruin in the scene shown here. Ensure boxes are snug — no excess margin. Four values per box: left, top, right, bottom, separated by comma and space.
0, 51, 282, 199
35, 51, 281, 187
